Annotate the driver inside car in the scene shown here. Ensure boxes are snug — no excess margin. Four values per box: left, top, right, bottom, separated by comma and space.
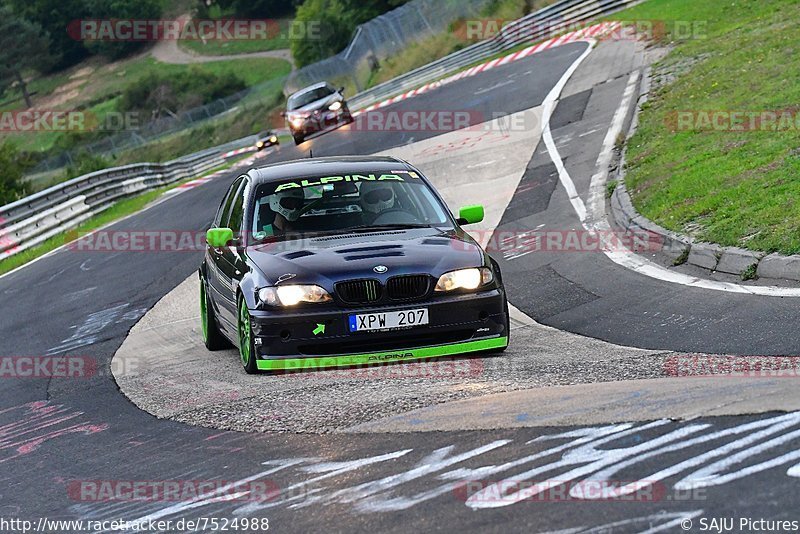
261, 188, 305, 237
360, 182, 396, 224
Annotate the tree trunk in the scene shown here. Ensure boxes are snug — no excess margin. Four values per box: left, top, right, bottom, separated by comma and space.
13, 69, 32, 109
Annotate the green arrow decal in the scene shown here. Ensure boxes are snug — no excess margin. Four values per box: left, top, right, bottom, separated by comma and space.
313, 323, 326, 336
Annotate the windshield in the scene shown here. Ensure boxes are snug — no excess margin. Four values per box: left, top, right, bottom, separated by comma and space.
287, 86, 335, 110
250, 171, 453, 241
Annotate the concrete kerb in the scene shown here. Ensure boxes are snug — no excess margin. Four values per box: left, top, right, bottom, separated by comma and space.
608, 66, 799, 282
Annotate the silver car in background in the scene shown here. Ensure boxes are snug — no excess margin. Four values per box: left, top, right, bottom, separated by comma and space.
282, 82, 354, 145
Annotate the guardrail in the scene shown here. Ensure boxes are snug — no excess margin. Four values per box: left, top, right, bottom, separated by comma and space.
0, 148, 227, 261
348, 0, 642, 111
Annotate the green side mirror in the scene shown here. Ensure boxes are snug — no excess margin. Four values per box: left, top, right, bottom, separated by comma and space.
458, 205, 485, 225
206, 228, 234, 248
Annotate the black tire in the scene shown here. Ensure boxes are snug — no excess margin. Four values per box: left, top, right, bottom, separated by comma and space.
237, 297, 259, 374
342, 108, 354, 124
293, 133, 305, 145
200, 279, 228, 351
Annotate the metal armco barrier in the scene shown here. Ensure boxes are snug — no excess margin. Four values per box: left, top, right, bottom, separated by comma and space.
0, 149, 225, 261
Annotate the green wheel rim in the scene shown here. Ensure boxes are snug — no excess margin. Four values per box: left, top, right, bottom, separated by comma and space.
200, 282, 209, 342
238, 299, 251, 366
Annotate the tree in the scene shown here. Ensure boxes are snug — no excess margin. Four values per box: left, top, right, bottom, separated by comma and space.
6, 0, 86, 69
84, 0, 163, 60
0, 7, 55, 108
196, 0, 296, 18
291, 0, 410, 67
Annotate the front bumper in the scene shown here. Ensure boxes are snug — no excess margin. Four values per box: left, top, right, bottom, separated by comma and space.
291, 108, 351, 136
248, 289, 508, 371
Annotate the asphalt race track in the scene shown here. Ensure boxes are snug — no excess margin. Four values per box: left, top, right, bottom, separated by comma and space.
2, 38, 800, 533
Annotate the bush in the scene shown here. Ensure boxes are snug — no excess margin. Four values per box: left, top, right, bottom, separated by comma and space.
0, 143, 26, 206
62, 152, 112, 182
119, 69, 247, 119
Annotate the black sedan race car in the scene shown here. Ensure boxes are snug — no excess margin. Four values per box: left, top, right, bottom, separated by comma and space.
200, 156, 509, 373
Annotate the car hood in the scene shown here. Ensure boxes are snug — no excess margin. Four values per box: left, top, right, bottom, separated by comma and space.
245, 228, 484, 287
291, 95, 341, 114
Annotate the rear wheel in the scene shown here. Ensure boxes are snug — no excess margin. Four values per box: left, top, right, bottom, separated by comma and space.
200, 279, 228, 351
238, 297, 258, 374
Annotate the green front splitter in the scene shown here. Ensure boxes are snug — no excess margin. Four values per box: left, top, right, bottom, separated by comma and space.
256, 337, 508, 371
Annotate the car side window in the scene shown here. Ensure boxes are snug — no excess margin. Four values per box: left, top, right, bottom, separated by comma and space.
216, 177, 245, 227
225, 178, 249, 234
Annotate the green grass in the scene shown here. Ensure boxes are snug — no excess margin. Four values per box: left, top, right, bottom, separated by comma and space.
617, 0, 800, 255
0, 162, 233, 276
1, 56, 291, 154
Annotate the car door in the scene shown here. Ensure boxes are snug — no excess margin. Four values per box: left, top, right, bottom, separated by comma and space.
207, 176, 244, 332
216, 176, 250, 327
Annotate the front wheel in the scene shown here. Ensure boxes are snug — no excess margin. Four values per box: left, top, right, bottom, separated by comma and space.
238, 297, 258, 374
293, 133, 305, 145
200, 279, 228, 351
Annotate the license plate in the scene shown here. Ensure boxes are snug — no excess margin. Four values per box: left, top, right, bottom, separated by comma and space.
349, 308, 429, 332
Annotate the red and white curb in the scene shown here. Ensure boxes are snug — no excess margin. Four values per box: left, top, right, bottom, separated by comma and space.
222, 146, 256, 159
353, 22, 621, 117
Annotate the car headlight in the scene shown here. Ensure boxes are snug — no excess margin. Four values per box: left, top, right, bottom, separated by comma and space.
328, 101, 342, 112
290, 117, 305, 129
258, 285, 332, 306
269, 136, 277, 143
435, 268, 494, 292
256, 141, 264, 148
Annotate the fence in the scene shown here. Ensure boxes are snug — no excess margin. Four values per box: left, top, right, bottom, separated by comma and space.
29, 76, 287, 176
284, 0, 493, 95
0, 149, 226, 261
